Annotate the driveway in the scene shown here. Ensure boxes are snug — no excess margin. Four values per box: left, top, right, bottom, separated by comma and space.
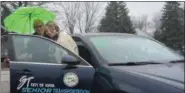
1, 68, 10, 93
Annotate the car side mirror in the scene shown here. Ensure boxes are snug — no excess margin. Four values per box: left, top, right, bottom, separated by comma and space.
62, 55, 79, 65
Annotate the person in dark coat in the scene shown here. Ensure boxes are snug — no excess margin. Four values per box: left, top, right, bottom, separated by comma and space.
33, 19, 45, 36
25, 19, 56, 63
33, 19, 57, 40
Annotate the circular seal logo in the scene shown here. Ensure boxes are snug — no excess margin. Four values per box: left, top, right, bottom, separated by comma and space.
63, 72, 79, 87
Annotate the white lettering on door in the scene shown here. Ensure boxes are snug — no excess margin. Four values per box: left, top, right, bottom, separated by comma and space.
17, 75, 34, 90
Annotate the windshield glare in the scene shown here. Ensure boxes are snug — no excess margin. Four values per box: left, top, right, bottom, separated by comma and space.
89, 36, 184, 63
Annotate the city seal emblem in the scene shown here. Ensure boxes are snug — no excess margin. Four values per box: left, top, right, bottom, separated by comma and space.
63, 72, 79, 87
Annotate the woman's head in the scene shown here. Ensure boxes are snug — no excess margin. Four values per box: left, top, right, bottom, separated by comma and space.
46, 21, 59, 32
46, 21, 59, 37
33, 19, 44, 35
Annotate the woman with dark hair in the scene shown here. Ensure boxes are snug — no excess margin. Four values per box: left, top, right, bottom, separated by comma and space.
33, 19, 45, 36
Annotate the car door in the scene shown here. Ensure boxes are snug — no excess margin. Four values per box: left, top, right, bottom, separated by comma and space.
1, 34, 95, 93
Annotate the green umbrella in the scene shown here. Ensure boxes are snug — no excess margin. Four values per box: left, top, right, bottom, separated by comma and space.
4, 6, 56, 34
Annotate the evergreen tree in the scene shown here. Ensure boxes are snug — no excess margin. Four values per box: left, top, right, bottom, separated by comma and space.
155, 1, 184, 54
99, 1, 135, 33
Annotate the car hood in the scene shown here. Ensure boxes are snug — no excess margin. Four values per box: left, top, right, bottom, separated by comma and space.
111, 63, 184, 90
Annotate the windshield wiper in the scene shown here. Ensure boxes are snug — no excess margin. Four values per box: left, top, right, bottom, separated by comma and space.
169, 59, 184, 63
108, 61, 162, 66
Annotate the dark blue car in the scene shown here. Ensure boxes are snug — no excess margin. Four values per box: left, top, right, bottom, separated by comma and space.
72, 33, 184, 93
1, 32, 184, 93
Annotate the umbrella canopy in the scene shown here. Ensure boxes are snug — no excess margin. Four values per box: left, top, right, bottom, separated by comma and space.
4, 6, 56, 34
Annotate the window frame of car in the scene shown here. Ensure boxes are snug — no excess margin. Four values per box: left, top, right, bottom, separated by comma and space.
81, 35, 109, 65
1, 34, 16, 61
72, 36, 104, 67
3, 33, 91, 66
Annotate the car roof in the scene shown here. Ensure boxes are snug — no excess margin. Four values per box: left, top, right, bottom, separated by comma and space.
71, 32, 157, 43
72, 32, 138, 37
71, 32, 153, 40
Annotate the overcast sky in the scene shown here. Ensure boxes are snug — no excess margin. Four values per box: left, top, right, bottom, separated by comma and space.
126, 2, 165, 21
126, 2, 184, 21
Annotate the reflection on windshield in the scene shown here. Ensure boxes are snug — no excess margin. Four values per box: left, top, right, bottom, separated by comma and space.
90, 36, 184, 63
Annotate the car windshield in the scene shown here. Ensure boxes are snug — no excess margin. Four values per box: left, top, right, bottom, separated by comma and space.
89, 35, 184, 64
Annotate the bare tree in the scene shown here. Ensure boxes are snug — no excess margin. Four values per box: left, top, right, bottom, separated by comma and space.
76, 3, 84, 33
132, 15, 148, 31
54, 2, 104, 34
152, 12, 162, 32
57, 2, 81, 34
84, 2, 102, 33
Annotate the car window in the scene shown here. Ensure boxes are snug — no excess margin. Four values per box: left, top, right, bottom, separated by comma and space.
1, 36, 8, 57
89, 36, 184, 63
1, 36, 9, 61
11, 35, 88, 65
